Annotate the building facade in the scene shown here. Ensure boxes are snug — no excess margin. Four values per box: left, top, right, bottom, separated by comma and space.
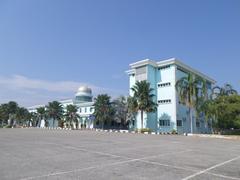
126, 58, 216, 134
28, 86, 95, 129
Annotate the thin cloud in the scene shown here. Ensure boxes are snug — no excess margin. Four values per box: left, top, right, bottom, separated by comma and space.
0, 75, 84, 92
0, 75, 127, 107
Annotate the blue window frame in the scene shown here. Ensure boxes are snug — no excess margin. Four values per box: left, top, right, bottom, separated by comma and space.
159, 119, 170, 126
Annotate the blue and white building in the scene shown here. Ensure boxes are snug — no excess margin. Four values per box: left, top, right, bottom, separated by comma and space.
28, 86, 95, 129
126, 58, 216, 134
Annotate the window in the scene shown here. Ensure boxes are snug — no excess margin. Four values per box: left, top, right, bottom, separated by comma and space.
207, 122, 211, 127
196, 121, 200, 128
79, 108, 82, 113
90, 107, 93, 112
158, 65, 170, 70
85, 107, 87, 113
75, 96, 92, 102
177, 120, 182, 127
159, 119, 170, 126
136, 66, 146, 81
158, 82, 171, 88
158, 99, 171, 104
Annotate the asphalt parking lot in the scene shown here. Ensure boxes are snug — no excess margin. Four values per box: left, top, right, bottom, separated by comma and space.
0, 128, 240, 180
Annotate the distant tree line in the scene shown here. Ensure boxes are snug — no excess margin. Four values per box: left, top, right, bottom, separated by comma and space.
199, 84, 240, 132
1, 80, 239, 134
176, 72, 240, 134
0, 101, 30, 127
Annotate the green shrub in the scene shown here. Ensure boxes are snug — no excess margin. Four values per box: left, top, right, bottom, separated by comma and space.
140, 128, 152, 134
3, 125, 12, 128
171, 129, 178, 134
221, 129, 240, 135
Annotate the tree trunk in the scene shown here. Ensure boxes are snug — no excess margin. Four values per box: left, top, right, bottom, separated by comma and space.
141, 110, 143, 129
102, 120, 104, 130
53, 118, 55, 128
76, 120, 78, 130
45, 119, 47, 127
189, 108, 193, 133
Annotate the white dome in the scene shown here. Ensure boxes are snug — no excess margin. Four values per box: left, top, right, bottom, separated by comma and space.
75, 86, 92, 99
77, 86, 92, 94
75, 86, 93, 103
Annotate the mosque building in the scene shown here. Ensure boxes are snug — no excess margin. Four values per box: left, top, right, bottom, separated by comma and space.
28, 86, 95, 129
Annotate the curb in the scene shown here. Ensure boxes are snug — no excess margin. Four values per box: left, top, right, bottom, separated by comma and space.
22, 128, 238, 139
93, 129, 179, 136
187, 134, 240, 140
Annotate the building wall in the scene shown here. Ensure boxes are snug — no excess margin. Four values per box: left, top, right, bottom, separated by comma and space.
129, 73, 135, 97
28, 100, 95, 129
175, 67, 191, 134
146, 65, 158, 130
47, 118, 59, 128
78, 104, 95, 128
131, 65, 147, 129
157, 64, 177, 133
127, 59, 215, 134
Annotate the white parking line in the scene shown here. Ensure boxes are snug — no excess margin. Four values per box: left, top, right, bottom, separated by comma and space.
139, 159, 197, 172
20, 149, 192, 180
182, 155, 240, 180
139, 161, 240, 180
207, 172, 240, 180
46, 142, 191, 161
44, 141, 185, 159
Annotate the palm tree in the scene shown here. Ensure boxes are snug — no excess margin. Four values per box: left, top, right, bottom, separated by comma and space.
175, 74, 205, 133
7, 101, 19, 126
94, 94, 114, 129
112, 96, 128, 129
131, 80, 157, 129
36, 107, 46, 127
0, 102, 31, 127
65, 104, 80, 129
198, 99, 218, 132
126, 96, 138, 128
29, 112, 38, 127
212, 83, 238, 98
16, 107, 29, 126
46, 101, 63, 128
0, 104, 9, 126
127, 96, 138, 113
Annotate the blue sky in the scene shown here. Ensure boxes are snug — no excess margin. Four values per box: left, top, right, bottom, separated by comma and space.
0, 0, 239, 106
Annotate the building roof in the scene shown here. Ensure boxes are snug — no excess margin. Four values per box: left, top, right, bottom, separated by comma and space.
59, 99, 73, 104
127, 58, 216, 83
27, 104, 45, 110
76, 101, 94, 107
